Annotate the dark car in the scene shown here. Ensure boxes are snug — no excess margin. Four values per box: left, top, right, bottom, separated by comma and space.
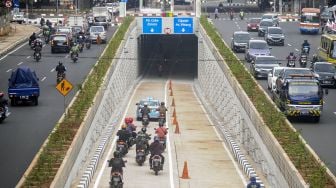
245, 40, 271, 62
51, 34, 71, 53
276, 68, 314, 89
258, 19, 275, 37
231, 31, 250, 53
264, 27, 285, 46
247, 18, 261, 32
218, 2, 224, 13
311, 62, 336, 87
250, 56, 280, 78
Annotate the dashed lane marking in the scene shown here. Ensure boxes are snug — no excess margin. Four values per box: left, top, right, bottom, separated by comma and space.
17, 62, 23, 65
41, 77, 46, 82
65, 54, 69, 58
6, 68, 12, 72
50, 68, 55, 72
27, 56, 31, 59
295, 49, 299, 52
43, 44, 46, 47
288, 44, 292, 46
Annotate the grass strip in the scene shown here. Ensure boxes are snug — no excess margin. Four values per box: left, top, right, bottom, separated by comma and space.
200, 16, 335, 187
22, 17, 134, 187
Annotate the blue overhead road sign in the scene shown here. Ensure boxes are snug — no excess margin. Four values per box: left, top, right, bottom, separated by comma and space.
143, 17, 162, 34
174, 17, 193, 34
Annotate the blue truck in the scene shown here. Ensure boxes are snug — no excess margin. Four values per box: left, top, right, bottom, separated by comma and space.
8, 67, 40, 106
273, 74, 328, 123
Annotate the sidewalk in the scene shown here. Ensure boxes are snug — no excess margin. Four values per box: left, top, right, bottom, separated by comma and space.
0, 23, 40, 57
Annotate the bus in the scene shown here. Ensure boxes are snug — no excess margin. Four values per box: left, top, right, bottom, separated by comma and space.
318, 34, 336, 63
300, 8, 320, 34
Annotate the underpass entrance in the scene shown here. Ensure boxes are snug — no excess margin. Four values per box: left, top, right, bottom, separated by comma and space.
137, 34, 198, 79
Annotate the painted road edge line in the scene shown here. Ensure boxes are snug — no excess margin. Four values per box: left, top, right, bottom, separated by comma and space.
0, 42, 28, 62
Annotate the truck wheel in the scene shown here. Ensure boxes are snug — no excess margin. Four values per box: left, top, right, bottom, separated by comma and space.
313, 116, 320, 123
11, 99, 16, 106
34, 97, 38, 106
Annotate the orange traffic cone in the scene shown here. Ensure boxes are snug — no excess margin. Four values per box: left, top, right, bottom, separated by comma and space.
172, 108, 176, 117
172, 116, 177, 125
180, 161, 190, 179
169, 80, 172, 90
174, 121, 180, 134
171, 98, 175, 107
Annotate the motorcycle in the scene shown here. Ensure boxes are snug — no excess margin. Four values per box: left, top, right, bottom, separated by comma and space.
230, 13, 234, 20
158, 113, 165, 126
71, 52, 78, 63
159, 137, 167, 151
151, 155, 163, 175
142, 115, 149, 127
287, 56, 296, 67
116, 140, 128, 157
0, 106, 9, 123
302, 46, 309, 55
56, 72, 66, 84
128, 136, 136, 148
299, 54, 308, 67
34, 51, 41, 62
239, 12, 244, 20
79, 43, 84, 52
135, 149, 147, 166
110, 171, 123, 188
85, 40, 91, 49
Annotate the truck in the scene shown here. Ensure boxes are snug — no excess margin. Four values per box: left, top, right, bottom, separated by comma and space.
92, 7, 111, 29
11, 12, 25, 24
273, 74, 327, 123
8, 67, 40, 106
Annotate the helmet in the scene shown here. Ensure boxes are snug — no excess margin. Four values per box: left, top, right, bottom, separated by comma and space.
250, 176, 256, 182
79, 35, 83, 39
290, 52, 294, 56
58, 61, 63, 66
124, 117, 130, 124
313, 54, 317, 58
141, 127, 147, 133
161, 102, 165, 106
129, 117, 133, 123
113, 151, 120, 158
159, 122, 164, 127
144, 102, 148, 106
121, 124, 127, 129
154, 136, 160, 142
73, 42, 77, 46
304, 39, 308, 43
0, 92, 4, 97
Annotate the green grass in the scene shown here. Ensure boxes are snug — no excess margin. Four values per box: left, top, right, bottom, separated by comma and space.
200, 16, 335, 188
21, 16, 134, 187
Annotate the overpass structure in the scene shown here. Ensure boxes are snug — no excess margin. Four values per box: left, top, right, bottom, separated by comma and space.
38, 12, 318, 188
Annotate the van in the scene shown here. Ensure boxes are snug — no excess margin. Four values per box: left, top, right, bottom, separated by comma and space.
318, 34, 336, 63
89, 26, 107, 43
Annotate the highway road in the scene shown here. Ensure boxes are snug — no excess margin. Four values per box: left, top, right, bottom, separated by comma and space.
0, 26, 117, 187
212, 14, 336, 175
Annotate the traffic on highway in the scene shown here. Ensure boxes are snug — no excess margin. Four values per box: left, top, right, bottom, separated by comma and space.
212, 9, 336, 175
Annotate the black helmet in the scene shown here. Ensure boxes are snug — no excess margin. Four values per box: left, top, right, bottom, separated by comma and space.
161, 102, 165, 105
290, 52, 294, 56
250, 176, 256, 182
159, 122, 164, 127
304, 39, 308, 43
141, 127, 147, 133
58, 61, 63, 65
114, 151, 120, 158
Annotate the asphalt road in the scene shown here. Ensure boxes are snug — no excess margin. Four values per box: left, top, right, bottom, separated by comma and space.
0, 26, 117, 187
212, 14, 336, 175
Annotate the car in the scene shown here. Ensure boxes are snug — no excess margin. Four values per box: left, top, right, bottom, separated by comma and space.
268, 67, 288, 92
56, 26, 73, 41
89, 26, 107, 43
258, 19, 275, 37
275, 68, 315, 90
245, 40, 271, 62
247, 18, 261, 32
250, 56, 280, 79
261, 13, 279, 26
50, 34, 71, 53
231, 31, 250, 53
264, 27, 285, 46
136, 97, 161, 120
11, 12, 25, 24
311, 62, 336, 87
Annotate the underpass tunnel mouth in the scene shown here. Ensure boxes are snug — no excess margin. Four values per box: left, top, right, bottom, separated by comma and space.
138, 34, 198, 79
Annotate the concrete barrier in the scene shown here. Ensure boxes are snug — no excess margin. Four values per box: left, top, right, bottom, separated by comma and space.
196, 25, 308, 187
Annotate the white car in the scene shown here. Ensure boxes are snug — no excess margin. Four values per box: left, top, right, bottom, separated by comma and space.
267, 67, 287, 92
89, 26, 107, 43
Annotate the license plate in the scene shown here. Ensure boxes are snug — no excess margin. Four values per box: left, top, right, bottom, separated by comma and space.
323, 81, 331, 84
301, 110, 309, 115
252, 27, 256, 29
20, 96, 28, 99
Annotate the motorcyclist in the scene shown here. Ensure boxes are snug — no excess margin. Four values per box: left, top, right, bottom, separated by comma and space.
0, 92, 9, 117
33, 39, 43, 58
140, 102, 150, 119
46, 19, 52, 29
229, 8, 234, 19
246, 176, 261, 188
40, 17, 45, 27
29, 32, 37, 46
70, 42, 80, 58
149, 136, 165, 170
125, 117, 137, 138
239, 9, 244, 19
117, 124, 132, 145
301, 40, 310, 54
311, 54, 318, 68
157, 102, 168, 120
286, 52, 296, 66
56, 62, 66, 79
136, 127, 151, 153
108, 151, 126, 176
156, 123, 168, 140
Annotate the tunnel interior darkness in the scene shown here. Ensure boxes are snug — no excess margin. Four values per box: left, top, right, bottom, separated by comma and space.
137, 34, 198, 79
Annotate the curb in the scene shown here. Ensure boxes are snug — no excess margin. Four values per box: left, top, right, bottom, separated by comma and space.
0, 26, 41, 58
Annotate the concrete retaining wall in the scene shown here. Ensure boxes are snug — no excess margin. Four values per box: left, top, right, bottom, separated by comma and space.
196, 25, 308, 187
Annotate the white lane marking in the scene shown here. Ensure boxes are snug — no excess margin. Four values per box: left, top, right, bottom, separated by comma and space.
192, 87, 247, 185
41, 77, 46, 82
334, 112, 336, 115
6, 68, 12, 72
17, 62, 23, 65
43, 44, 46, 47
27, 56, 31, 59
94, 82, 141, 188
165, 80, 175, 188
0, 42, 28, 62
295, 49, 299, 52
65, 54, 69, 58
50, 68, 55, 72
288, 44, 292, 46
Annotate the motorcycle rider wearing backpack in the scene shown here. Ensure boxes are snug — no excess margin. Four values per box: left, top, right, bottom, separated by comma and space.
157, 102, 168, 120
136, 128, 151, 153
149, 136, 165, 170
0, 92, 9, 117
125, 117, 137, 138
108, 151, 126, 176
156, 123, 168, 140
117, 124, 131, 145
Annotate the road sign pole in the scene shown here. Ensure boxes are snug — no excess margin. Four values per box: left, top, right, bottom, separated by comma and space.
64, 96, 66, 116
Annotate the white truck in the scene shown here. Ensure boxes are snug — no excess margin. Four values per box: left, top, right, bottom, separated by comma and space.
67, 15, 84, 27
92, 7, 111, 29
